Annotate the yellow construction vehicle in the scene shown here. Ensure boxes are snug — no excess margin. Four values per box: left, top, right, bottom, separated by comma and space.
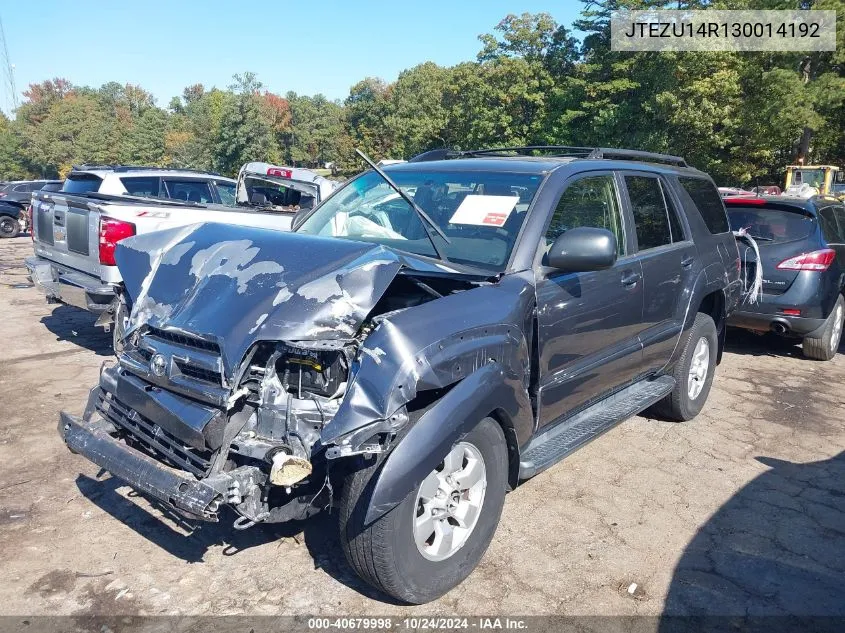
783, 164, 844, 199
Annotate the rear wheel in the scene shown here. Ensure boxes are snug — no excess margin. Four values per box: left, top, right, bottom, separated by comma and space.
802, 295, 844, 361
0, 215, 20, 238
338, 417, 508, 604
652, 312, 718, 422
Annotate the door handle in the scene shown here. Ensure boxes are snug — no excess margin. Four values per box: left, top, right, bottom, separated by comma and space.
681, 255, 695, 268
621, 271, 641, 287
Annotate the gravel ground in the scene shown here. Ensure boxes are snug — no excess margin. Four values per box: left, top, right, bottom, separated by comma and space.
0, 235, 843, 622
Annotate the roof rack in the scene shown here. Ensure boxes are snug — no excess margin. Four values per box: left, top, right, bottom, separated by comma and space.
71, 164, 225, 177
408, 146, 688, 168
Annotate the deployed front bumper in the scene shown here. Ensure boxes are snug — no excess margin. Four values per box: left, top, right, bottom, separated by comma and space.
58, 412, 222, 521
25, 256, 116, 314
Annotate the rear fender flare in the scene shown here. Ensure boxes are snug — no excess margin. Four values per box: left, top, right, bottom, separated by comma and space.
362, 361, 530, 525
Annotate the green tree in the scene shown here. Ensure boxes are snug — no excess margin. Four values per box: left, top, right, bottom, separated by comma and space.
214, 73, 277, 174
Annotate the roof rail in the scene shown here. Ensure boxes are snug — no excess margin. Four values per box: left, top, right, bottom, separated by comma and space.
71, 164, 226, 177
589, 148, 687, 167
408, 146, 688, 167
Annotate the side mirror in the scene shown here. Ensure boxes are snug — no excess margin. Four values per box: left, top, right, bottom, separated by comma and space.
547, 227, 617, 273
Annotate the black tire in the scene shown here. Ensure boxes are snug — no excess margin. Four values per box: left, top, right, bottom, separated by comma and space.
111, 292, 130, 355
0, 215, 20, 238
338, 417, 508, 604
652, 312, 718, 422
802, 295, 844, 361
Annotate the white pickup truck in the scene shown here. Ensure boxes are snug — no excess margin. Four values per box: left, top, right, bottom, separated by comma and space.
25, 163, 339, 348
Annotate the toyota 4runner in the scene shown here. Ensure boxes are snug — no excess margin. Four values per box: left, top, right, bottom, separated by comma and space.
58, 147, 742, 603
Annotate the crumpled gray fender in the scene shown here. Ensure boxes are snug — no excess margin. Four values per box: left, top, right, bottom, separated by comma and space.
322, 272, 537, 445
362, 360, 532, 525
319, 272, 537, 524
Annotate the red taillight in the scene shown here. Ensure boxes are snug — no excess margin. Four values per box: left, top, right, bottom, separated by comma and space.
27, 204, 33, 242
781, 308, 802, 316
776, 249, 836, 272
267, 167, 292, 178
98, 218, 136, 266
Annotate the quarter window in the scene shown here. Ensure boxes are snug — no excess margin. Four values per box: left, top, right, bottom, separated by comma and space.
626, 175, 673, 250
545, 175, 624, 255
678, 177, 730, 234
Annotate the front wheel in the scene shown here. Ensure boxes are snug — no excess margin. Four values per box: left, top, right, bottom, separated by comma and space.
0, 215, 20, 238
338, 417, 508, 604
802, 295, 844, 361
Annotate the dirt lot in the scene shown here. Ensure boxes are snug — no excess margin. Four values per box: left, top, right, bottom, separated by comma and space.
1, 235, 843, 620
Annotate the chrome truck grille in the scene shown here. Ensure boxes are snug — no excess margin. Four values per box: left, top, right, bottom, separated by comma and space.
121, 326, 229, 407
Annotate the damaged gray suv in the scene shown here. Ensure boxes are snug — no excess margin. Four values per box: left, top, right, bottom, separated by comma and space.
59, 147, 742, 603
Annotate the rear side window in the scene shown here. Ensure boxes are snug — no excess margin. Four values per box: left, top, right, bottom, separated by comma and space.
727, 206, 815, 243
625, 175, 675, 250
216, 181, 237, 206
62, 174, 103, 194
121, 176, 161, 197
679, 177, 730, 234
164, 180, 213, 203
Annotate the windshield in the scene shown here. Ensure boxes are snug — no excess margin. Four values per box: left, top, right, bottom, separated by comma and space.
296, 169, 544, 270
727, 206, 815, 242
792, 169, 825, 189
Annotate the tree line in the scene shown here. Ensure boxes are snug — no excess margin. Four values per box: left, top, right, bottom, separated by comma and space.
1, 0, 842, 186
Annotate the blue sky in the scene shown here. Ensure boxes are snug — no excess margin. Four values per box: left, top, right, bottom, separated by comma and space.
0, 1, 582, 113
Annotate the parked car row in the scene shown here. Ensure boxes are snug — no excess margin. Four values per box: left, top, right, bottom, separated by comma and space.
15, 147, 843, 605
0, 180, 62, 238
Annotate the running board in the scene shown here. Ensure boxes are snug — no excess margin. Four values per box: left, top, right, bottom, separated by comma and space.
518, 376, 675, 480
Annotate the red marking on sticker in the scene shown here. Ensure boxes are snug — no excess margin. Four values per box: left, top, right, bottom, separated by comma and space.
136, 211, 149, 217
482, 212, 508, 227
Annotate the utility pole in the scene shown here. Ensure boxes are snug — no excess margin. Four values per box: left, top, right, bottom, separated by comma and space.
0, 14, 18, 113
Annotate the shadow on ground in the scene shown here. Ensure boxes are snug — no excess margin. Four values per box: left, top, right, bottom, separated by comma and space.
725, 327, 845, 360
660, 451, 845, 633
76, 474, 400, 603
40, 305, 112, 356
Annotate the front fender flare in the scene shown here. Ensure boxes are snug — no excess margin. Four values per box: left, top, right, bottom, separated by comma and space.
362, 361, 529, 525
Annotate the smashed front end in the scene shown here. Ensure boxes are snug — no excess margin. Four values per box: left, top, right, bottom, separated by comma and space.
58, 223, 516, 526
60, 328, 378, 525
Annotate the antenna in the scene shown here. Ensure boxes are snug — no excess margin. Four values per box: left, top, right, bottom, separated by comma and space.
0, 15, 18, 112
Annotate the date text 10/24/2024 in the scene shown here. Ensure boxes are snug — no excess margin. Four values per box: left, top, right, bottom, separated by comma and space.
307, 617, 528, 630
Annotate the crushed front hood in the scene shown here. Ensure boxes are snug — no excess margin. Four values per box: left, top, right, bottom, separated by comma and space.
115, 223, 426, 379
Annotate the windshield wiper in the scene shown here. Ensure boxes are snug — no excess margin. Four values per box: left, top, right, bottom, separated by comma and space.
355, 148, 450, 261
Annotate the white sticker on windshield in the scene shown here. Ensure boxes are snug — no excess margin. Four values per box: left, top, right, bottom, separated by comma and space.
449, 195, 519, 227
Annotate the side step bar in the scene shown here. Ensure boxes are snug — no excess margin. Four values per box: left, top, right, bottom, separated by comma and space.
518, 376, 675, 480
